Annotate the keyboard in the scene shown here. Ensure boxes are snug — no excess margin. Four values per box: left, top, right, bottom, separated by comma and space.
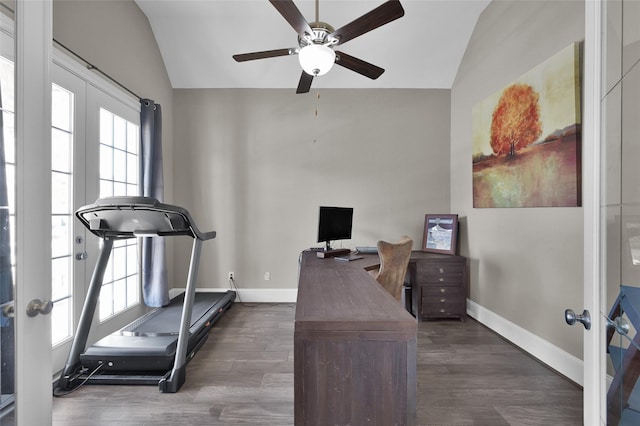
356, 246, 378, 254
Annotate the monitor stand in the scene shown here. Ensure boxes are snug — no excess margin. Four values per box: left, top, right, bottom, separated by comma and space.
316, 246, 351, 259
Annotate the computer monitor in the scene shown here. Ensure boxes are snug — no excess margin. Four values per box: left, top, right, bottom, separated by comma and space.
317, 206, 353, 251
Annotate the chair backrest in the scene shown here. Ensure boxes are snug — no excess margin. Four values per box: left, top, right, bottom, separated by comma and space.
375, 236, 413, 301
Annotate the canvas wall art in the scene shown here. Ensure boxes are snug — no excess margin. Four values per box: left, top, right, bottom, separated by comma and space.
472, 42, 581, 208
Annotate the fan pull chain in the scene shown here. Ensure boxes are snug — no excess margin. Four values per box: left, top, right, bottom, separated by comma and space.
312, 91, 320, 143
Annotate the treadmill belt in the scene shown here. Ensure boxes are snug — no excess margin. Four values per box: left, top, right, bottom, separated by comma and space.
80, 290, 235, 373
121, 292, 227, 337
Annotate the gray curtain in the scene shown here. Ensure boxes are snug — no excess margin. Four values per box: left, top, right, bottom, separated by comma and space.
140, 99, 169, 307
0, 87, 14, 394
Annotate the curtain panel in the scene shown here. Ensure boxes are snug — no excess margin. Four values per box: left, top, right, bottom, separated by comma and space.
140, 99, 169, 307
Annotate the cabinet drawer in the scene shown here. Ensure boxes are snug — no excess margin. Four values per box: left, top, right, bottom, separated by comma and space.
420, 286, 465, 319
421, 301, 465, 316
421, 286, 465, 300
417, 265, 464, 286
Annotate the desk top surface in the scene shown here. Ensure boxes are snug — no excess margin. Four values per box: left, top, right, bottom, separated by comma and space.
295, 250, 417, 333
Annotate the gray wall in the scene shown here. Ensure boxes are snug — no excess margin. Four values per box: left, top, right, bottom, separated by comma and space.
450, 1, 585, 358
53, 0, 173, 129
172, 89, 451, 291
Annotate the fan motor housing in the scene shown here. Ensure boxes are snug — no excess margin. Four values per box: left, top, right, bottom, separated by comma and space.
298, 21, 338, 47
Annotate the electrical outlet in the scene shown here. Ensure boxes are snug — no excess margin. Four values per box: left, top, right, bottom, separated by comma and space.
264, 272, 271, 281
228, 272, 234, 280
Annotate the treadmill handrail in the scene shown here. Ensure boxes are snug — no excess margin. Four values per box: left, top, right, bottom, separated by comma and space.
75, 196, 216, 241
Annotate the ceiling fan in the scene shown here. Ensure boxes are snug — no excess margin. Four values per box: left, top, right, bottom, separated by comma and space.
233, 0, 405, 94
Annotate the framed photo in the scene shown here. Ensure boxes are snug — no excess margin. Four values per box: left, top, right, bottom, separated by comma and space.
422, 214, 458, 255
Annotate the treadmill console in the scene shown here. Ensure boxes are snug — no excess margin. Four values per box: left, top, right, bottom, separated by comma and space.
75, 196, 215, 240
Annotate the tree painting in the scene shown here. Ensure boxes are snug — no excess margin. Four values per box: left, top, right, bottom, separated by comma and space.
490, 84, 542, 157
471, 42, 581, 208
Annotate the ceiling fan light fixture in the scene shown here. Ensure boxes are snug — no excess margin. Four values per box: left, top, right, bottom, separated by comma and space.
298, 44, 335, 76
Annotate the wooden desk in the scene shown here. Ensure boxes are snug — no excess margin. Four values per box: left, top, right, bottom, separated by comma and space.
295, 251, 417, 425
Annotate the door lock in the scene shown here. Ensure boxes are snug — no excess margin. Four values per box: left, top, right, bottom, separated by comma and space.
76, 251, 88, 261
565, 308, 591, 330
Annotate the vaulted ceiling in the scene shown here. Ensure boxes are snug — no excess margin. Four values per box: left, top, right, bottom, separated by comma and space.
135, 0, 490, 91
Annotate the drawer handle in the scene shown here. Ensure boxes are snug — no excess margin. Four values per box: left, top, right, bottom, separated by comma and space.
440, 298, 446, 303
439, 288, 446, 293
439, 277, 444, 282
439, 308, 445, 313
439, 268, 444, 273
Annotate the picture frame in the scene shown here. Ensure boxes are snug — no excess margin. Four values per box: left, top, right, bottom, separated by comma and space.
422, 214, 458, 255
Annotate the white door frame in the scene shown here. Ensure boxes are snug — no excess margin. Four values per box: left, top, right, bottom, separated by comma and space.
583, 0, 605, 424
15, 0, 53, 425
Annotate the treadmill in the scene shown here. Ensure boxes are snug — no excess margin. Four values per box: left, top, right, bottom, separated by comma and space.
54, 196, 236, 394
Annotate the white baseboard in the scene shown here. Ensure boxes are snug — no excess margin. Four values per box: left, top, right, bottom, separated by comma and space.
467, 299, 583, 386
170, 287, 298, 303
234, 288, 298, 303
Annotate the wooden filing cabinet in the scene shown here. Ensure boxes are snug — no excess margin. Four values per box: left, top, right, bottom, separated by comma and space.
408, 252, 467, 321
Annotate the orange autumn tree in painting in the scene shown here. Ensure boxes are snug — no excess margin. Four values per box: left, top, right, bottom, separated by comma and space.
490, 83, 542, 157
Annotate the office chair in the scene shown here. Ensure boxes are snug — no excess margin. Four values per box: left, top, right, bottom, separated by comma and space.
375, 236, 413, 301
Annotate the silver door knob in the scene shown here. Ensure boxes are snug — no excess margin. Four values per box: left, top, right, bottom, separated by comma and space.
26, 299, 53, 317
565, 308, 591, 330
2, 302, 14, 318
607, 316, 630, 335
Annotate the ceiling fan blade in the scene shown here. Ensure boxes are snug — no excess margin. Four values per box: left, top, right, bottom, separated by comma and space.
269, 0, 314, 37
233, 48, 296, 62
296, 71, 314, 94
335, 51, 384, 80
329, 0, 405, 46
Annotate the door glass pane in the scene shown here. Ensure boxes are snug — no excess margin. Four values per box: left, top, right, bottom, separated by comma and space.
51, 128, 71, 173
98, 107, 139, 321
51, 298, 70, 347
0, 3, 15, 423
51, 83, 74, 347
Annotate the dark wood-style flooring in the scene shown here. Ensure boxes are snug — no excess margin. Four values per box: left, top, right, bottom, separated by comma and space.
52, 303, 583, 425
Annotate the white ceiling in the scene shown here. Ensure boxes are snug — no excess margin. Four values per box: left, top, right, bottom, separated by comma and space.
135, 0, 490, 91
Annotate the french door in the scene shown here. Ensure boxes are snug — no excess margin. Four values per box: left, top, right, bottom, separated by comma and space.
50, 57, 144, 374
50, 62, 86, 371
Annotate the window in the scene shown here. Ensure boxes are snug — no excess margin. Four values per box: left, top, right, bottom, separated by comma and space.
98, 108, 139, 198
51, 83, 74, 345
98, 107, 140, 321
